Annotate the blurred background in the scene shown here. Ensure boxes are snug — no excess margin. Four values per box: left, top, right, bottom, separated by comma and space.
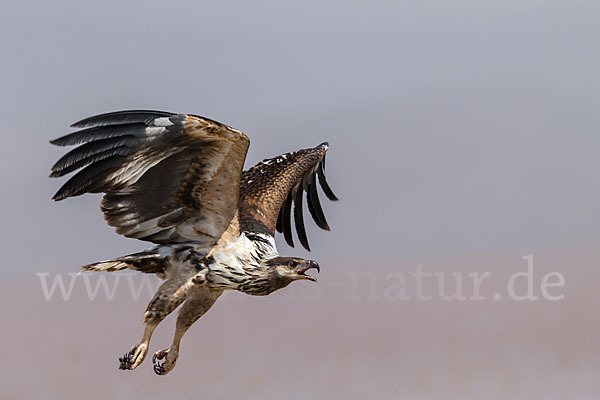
1, 0, 599, 398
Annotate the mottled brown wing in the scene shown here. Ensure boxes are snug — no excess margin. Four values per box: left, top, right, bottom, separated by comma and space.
50, 110, 249, 244
239, 143, 338, 251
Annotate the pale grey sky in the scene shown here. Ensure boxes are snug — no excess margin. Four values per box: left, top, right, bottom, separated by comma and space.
1, 0, 599, 275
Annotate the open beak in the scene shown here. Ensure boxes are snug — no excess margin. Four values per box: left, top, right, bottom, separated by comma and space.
295, 260, 320, 281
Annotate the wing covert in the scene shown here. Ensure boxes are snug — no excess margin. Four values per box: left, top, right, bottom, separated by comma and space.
239, 143, 338, 251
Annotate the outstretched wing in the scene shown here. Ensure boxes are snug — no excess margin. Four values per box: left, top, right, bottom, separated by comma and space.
50, 110, 249, 244
239, 142, 338, 251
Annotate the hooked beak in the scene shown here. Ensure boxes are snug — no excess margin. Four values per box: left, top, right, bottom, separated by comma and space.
295, 260, 320, 282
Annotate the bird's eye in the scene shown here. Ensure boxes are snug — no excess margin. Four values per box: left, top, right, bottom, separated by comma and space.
288, 260, 298, 268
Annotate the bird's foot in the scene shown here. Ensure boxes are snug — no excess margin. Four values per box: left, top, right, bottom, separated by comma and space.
152, 348, 178, 375
119, 343, 148, 370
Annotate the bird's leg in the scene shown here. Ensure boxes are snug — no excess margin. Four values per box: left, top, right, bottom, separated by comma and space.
119, 277, 194, 371
153, 287, 222, 375
118, 320, 156, 371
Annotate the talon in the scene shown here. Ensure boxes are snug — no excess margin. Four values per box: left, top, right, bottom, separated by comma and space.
153, 352, 165, 375
153, 350, 167, 362
152, 348, 177, 376
119, 352, 132, 370
118, 343, 148, 371
154, 363, 164, 375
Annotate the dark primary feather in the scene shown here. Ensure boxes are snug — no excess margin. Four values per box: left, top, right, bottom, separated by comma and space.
317, 161, 338, 201
50, 136, 138, 177
50, 110, 249, 244
239, 143, 338, 251
306, 171, 329, 230
49, 123, 149, 147
71, 110, 175, 128
293, 183, 310, 250
281, 192, 294, 247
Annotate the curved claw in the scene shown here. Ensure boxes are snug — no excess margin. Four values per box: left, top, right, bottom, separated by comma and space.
118, 353, 132, 370
154, 363, 165, 375
152, 348, 175, 376
119, 343, 148, 371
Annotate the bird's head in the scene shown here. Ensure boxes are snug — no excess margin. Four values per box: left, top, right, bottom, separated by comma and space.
265, 257, 321, 284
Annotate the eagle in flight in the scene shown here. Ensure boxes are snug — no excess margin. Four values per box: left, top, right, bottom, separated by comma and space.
50, 110, 338, 375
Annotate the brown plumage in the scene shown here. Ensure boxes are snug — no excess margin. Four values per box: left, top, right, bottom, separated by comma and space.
50, 110, 337, 375
51, 111, 249, 244
239, 143, 338, 250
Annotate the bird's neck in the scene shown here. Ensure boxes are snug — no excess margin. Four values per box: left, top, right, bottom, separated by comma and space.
206, 231, 281, 294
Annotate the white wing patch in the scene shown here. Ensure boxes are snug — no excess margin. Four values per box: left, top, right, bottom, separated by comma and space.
153, 117, 174, 127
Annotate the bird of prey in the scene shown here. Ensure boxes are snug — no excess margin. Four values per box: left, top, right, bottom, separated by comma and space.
50, 110, 338, 375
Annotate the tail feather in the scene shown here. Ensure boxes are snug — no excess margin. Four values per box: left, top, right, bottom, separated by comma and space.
81, 250, 167, 274
81, 260, 130, 272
